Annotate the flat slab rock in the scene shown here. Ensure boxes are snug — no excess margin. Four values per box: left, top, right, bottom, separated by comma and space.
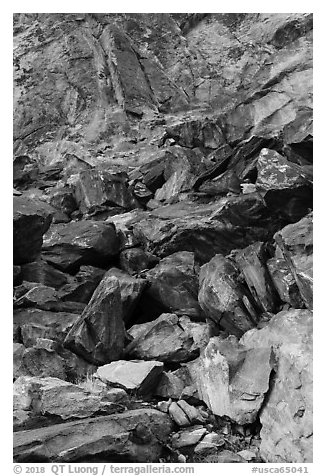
13, 408, 174, 463
13, 376, 128, 421
95, 360, 164, 396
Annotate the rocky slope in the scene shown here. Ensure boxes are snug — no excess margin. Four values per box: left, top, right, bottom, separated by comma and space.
13, 13, 313, 463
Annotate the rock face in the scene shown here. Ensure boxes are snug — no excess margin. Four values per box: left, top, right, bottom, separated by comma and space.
240, 309, 313, 463
42, 221, 119, 272
64, 273, 125, 365
13, 12, 313, 465
14, 408, 173, 462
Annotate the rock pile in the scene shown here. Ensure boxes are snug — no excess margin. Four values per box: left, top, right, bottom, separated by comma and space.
13, 13, 312, 464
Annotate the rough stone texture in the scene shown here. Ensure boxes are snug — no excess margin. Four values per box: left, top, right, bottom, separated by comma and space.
14, 196, 53, 265
198, 254, 258, 337
155, 366, 198, 401
127, 314, 208, 363
240, 309, 313, 463
171, 426, 207, 448
267, 258, 304, 308
144, 251, 202, 319
119, 248, 159, 275
95, 360, 164, 396
234, 241, 279, 313
274, 213, 313, 309
14, 408, 174, 463
14, 308, 79, 347
104, 268, 147, 324
20, 259, 69, 290
255, 148, 312, 222
187, 336, 272, 424
133, 195, 278, 263
74, 169, 139, 215
42, 220, 119, 272
64, 273, 125, 365
57, 265, 106, 304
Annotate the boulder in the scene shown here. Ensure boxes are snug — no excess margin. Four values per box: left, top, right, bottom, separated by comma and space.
168, 400, 204, 427
240, 309, 313, 463
274, 213, 313, 309
13, 343, 26, 380
234, 241, 279, 313
198, 254, 258, 337
95, 360, 164, 396
14, 408, 173, 462
127, 314, 209, 363
119, 248, 159, 274
21, 346, 67, 380
255, 148, 312, 222
14, 283, 60, 309
194, 432, 225, 455
144, 251, 202, 319
13, 376, 127, 421
267, 258, 304, 308
133, 194, 275, 263
13, 196, 53, 264
20, 258, 69, 290
155, 366, 198, 401
74, 169, 139, 215
42, 220, 119, 272
14, 308, 79, 347
57, 266, 106, 303
187, 336, 272, 424
48, 186, 78, 217
104, 268, 147, 324
64, 274, 125, 365
171, 426, 207, 448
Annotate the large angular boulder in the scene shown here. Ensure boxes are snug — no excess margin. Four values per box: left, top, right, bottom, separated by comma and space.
57, 265, 106, 304
187, 336, 272, 424
14, 408, 174, 462
240, 309, 313, 463
20, 258, 69, 290
198, 254, 258, 337
74, 169, 140, 215
104, 268, 147, 324
14, 308, 79, 347
144, 251, 202, 319
64, 273, 125, 365
133, 194, 276, 263
126, 314, 209, 363
42, 220, 119, 272
13, 376, 128, 421
267, 258, 304, 308
255, 148, 312, 222
274, 213, 313, 309
119, 248, 159, 275
95, 360, 164, 396
13, 196, 53, 264
234, 241, 279, 313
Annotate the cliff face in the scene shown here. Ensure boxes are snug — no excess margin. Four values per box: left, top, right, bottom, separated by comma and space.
13, 13, 313, 464
14, 13, 312, 163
